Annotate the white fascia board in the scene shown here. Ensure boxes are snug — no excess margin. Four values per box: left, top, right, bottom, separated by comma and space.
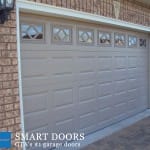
16, 0, 150, 33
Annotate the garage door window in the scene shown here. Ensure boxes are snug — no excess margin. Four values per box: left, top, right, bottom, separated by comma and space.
98, 31, 111, 46
139, 39, 147, 48
78, 28, 94, 45
128, 35, 137, 48
21, 23, 44, 40
114, 33, 126, 47
52, 25, 72, 44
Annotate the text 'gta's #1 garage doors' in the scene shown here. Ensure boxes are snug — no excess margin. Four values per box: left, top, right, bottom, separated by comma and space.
20, 14, 148, 141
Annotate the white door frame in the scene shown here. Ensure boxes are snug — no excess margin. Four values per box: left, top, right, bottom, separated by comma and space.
16, 1, 150, 150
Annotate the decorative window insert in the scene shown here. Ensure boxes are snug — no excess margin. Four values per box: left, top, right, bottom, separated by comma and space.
128, 35, 137, 48
139, 39, 146, 48
21, 23, 44, 40
52, 25, 72, 44
78, 28, 94, 45
98, 31, 111, 46
114, 33, 126, 47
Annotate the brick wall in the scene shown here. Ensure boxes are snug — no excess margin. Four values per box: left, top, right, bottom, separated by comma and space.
0, 0, 149, 149
29, 0, 150, 26
0, 10, 21, 149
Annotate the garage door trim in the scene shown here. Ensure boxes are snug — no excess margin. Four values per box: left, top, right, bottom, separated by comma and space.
16, 0, 150, 32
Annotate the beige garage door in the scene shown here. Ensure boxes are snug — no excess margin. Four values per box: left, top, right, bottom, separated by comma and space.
20, 14, 148, 138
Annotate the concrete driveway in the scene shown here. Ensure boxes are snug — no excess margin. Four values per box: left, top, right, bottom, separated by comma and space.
81, 117, 150, 150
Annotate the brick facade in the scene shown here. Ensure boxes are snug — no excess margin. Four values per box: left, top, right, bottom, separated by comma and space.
29, 0, 150, 26
0, 0, 149, 149
0, 10, 21, 149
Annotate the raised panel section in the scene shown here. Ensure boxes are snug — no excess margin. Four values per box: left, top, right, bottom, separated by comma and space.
24, 111, 48, 131
128, 57, 137, 68
79, 84, 95, 102
115, 80, 127, 93
98, 57, 112, 71
114, 69, 127, 81
53, 88, 73, 108
24, 93, 48, 114
98, 83, 113, 97
97, 71, 112, 83
52, 57, 73, 75
22, 59, 47, 77
78, 57, 95, 73
115, 56, 127, 69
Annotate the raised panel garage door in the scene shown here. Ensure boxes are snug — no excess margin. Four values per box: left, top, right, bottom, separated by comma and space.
20, 14, 148, 143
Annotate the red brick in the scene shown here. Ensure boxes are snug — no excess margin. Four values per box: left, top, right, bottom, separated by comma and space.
13, 73, 18, 80
5, 110, 19, 119
4, 96, 17, 104
3, 80, 18, 89
3, 118, 15, 126
0, 74, 12, 81
0, 89, 14, 97
0, 27, 10, 34
2, 65, 18, 73
0, 58, 11, 65
4, 103, 14, 111
15, 117, 21, 124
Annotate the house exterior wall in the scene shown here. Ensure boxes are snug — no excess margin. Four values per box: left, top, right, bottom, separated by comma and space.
0, 0, 149, 149
0, 10, 21, 149
29, 0, 150, 26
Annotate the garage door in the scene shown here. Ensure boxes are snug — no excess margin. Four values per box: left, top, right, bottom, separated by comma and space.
20, 14, 148, 139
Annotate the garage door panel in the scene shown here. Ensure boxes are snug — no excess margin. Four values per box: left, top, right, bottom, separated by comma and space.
114, 102, 127, 116
53, 107, 75, 131
114, 91, 128, 105
23, 93, 48, 114
52, 73, 74, 82
115, 80, 128, 93
98, 82, 113, 97
128, 56, 137, 68
22, 77, 48, 88
97, 56, 112, 71
115, 56, 127, 69
114, 69, 127, 81
127, 89, 138, 100
128, 100, 138, 112
128, 68, 138, 79
21, 50, 47, 59
97, 95, 113, 109
79, 84, 96, 102
22, 85, 48, 96
55, 118, 75, 133
79, 112, 97, 134
79, 71, 95, 81
97, 71, 113, 84
51, 57, 73, 75
24, 110, 48, 131
99, 107, 114, 122
22, 59, 48, 77
53, 88, 73, 108
128, 79, 138, 90
78, 100, 96, 116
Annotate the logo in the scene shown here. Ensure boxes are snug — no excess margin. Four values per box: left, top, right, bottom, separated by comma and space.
0, 132, 11, 148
